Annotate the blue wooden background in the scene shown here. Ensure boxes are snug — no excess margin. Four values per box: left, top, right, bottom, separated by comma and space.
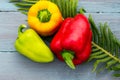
0, 0, 120, 80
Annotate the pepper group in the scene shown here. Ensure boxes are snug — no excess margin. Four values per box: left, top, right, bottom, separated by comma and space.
14, 0, 92, 69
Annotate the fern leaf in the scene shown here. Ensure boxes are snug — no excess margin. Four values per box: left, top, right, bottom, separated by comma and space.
106, 60, 117, 69
93, 57, 112, 72
88, 14, 120, 76
111, 64, 120, 77
111, 64, 120, 71
113, 74, 120, 77
10, 0, 78, 18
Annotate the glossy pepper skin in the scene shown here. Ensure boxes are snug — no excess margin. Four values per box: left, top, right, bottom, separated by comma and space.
28, 1, 63, 36
14, 24, 54, 62
50, 14, 92, 69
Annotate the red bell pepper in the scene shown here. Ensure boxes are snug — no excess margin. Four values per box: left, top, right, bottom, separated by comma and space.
50, 14, 92, 69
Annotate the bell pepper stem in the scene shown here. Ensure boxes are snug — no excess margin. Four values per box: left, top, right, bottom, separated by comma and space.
62, 50, 75, 69
18, 24, 27, 37
37, 9, 51, 22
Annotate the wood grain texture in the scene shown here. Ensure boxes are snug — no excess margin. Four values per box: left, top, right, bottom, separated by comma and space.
0, 0, 120, 13
78, 2, 120, 13
0, 0, 120, 80
0, 12, 27, 51
0, 52, 120, 80
0, 0, 17, 11
83, 0, 120, 2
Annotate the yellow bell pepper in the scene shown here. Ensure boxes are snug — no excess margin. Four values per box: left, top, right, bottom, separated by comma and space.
28, 0, 63, 36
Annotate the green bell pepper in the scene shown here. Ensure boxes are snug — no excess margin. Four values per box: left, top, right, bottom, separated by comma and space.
14, 24, 54, 62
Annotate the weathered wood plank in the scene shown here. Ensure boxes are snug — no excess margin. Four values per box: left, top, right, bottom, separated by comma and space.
0, 12, 27, 51
0, 52, 120, 80
83, 0, 120, 2
78, 2, 120, 13
0, 0, 17, 11
0, 0, 120, 13
0, 12, 120, 51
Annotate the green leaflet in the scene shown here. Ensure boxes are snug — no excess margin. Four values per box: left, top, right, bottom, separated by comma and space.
88, 15, 120, 77
10, 0, 78, 18
111, 64, 120, 77
10, 0, 37, 15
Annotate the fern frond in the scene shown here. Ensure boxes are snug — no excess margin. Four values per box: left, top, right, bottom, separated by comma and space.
10, 0, 78, 18
10, 0, 37, 15
88, 14, 120, 76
